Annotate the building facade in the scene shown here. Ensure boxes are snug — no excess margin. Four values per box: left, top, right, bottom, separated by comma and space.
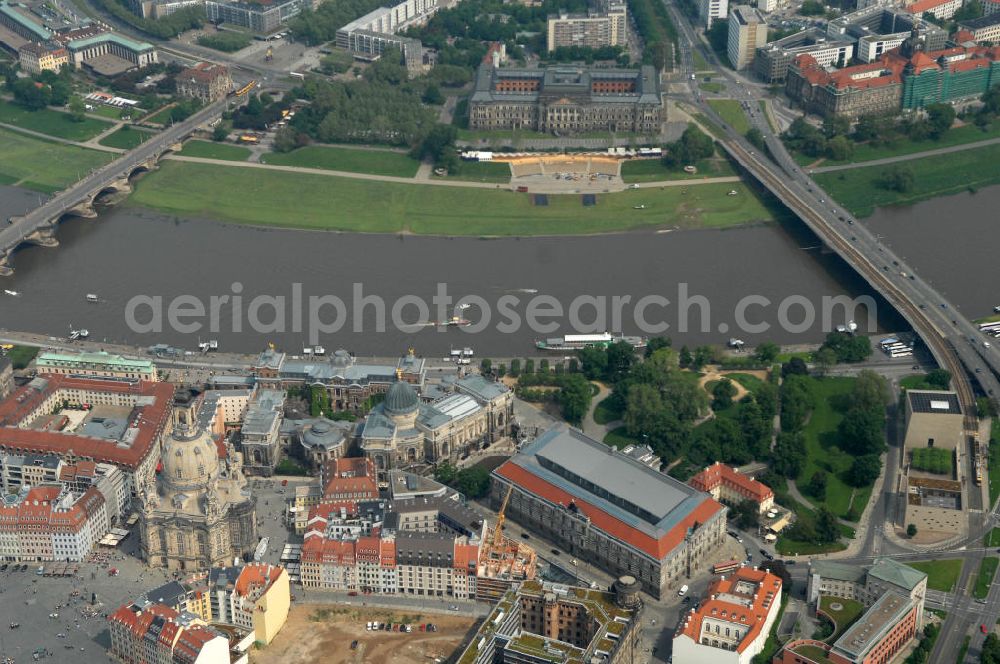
108, 601, 229, 664
0, 454, 129, 522
753, 28, 854, 83
0, 376, 173, 497
0, 356, 11, 400
205, 0, 313, 33
492, 424, 727, 599
728, 6, 768, 70
546, 2, 628, 52
0, 484, 109, 562
176, 62, 233, 102
139, 390, 257, 571
959, 13, 1000, 41
200, 563, 290, 645
238, 388, 284, 476
906, 0, 965, 20
17, 41, 68, 73
697, 0, 729, 28
469, 64, 662, 134
688, 462, 775, 514
457, 578, 643, 664
35, 350, 158, 382
673, 566, 783, 664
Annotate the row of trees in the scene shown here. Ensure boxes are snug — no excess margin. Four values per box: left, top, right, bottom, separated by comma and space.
91, 0, 204, 38
515, 372, 593, 424
434, 462, 491, 499
661, 125, 715, 169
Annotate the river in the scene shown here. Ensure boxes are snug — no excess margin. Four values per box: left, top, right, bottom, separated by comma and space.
0, 182, 948, 357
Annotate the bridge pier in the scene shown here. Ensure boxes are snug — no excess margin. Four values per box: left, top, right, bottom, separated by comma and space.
0, 255, 11, 277
26, 227, 59, 248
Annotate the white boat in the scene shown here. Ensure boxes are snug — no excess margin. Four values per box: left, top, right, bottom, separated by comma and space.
85, 294, 99, 303
198, 340, 218, 353
994, 306, 1000, 313
456, 303, 472, 311
449, 349, 462, 357
536, 332, 647, 352
208, 340, 218, 351
3, 290, 20, 297
462, 347, 474, 356
313, 345, 325, 356
302, 347, 313, 355
727, 338, 745, 349
78, 329, 89, 339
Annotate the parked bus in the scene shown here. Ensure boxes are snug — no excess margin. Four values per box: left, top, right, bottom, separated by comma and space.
888, 348, 914, 358
712, 559, 742, 575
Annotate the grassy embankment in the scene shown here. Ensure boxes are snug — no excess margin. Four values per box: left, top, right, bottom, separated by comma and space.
128, 161, 776, 236
261, 146, 420, 178
0, 128, 113, 192
0, 99, 111, 141
815, 143, 1000, 218
176, 140, 252, 161
908, 559, 964, 592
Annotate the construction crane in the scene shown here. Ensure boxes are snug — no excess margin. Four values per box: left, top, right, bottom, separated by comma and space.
492, 484, 513, 549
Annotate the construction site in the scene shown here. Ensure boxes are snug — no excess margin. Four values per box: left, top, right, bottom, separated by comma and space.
475, 486, 539, 602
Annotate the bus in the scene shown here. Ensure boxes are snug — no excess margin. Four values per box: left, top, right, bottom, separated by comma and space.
882, 342, 912, 354
888, 348, 914, 358
712, 559, 742, 575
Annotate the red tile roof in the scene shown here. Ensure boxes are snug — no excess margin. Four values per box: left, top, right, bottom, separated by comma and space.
495, 461, 724, 560
234, 562, 283, 598
907, 0, 954, 14
675, 566, 783, 654
0, 376, 172, 470
688, 462, 774, 503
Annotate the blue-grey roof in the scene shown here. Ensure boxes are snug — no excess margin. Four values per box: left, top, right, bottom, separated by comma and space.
471, 63, 662, 106
867, 557, 927, 591
78, 417, 128, 441
456, 374, 508, 402
500, 424, 712, 554
385, 381, 419, 415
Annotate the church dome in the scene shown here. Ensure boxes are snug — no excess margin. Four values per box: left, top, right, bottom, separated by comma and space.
384, 380, 418, 415
160, 428, 220, 489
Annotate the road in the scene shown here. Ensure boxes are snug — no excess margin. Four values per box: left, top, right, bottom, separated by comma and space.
812, 135, 1000, 174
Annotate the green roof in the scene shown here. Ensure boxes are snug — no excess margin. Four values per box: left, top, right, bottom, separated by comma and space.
0, 2, 51, 39
68, 32, 153, 53
37, 351, 155, 371
811, 560, 866, 584
867, 558, 927, 592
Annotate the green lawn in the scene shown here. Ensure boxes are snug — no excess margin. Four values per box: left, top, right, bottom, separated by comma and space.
620, 155, 736, 183
908, 559, 964, 592
444, 159, 511, 183
699, 82, 724, 94
797, 376, 873, 520
973, 557, 999, 599
707, 99, 751, 135
775, 497, 851, 556
129, 161, 776, 235
815, 143, 1000, 218
176, 140, 252, 161
0, 99, 112, 141
808, 120, 1000, 168
911, 447, 953, 475
3, 345, 38, 370
819, 596, 864, 640
726, 372, 765, 393
692, 50, 709, 71
593, 396, 623, 425
985, 528, 1000, 547
603, 426, 637, 449
958, 635, 971, 664
0, 128, 114, 193
145, 105, 176, 125
991, 422, 1000, 506
261, 146, 420, 178
98, 126, 156, 150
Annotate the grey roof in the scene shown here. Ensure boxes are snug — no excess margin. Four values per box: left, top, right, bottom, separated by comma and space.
867, 557, 926, 591
208, 566, 241, 590
78, 417, 129, 441
387, 470, 450, 500
298, 418, 351, 450
241, 389, 285, 436
907, 390, 961, 415
395, 531, 458, 567
23, 453, 61, 469
501, 424, 713, 552
471, 63, 661, 106
959, 12, 1000, 29
730, 5, 765, 25
142, 581, 188, 609
456, 374, 508, 402
810, 560, 866, 584
831, 591, 913, 660
385, 381, 419, 415
391, 494, 483, 536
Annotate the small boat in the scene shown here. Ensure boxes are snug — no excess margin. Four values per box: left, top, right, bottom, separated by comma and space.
3, 290, 20, 297
462, 347, 474, 357
85, 294, 99, 303
993, 306, 1000, 313
449, 349, 462, 357
441, 317, 470, 327
633, 204, 645, 210
456, 303, 472, 311
198, 340, 218, 353
69, 328, 88, 340
728, 338, 745, 349
209, 340, 218, 350
727, 190, 738, 196
535, 332, 647, 352
302, 347, 313, 355
313, 345, 325, 356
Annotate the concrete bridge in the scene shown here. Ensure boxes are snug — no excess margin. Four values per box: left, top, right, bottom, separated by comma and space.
0, 97, 232, 276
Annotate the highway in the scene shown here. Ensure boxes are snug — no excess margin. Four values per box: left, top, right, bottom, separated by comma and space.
0, 96, 230, 272
661, 3, 1000, 662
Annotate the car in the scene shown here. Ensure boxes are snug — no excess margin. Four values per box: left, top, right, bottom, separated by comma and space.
784, 560, 797, 566
550, 549, 560, 556
366, 622, 372, 631
983, 624, 989, 634
759, 548, 768, 557
521, 533, 530, 539
350, 640, 358, 650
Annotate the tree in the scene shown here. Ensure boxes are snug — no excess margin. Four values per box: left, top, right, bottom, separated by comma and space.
815, 507, 840, 543
924, 369, 951, 390
212, 124, 229, 142
814, 347, 838, 375
645, 336, 672, 358
712, 378, 737, 411
754, 342, 779, 364
732, 500, 759, 531
413, 123, 457, 166
480, 358, 492, 375
772, 431, 806, 477
510, 359, 521, 377
848, 454, 881, 487
662, 125, 715, 169
906, 523, 918, 538
876, 166, 915, 193
820, 331, 872, 363
826, 135, 854, 161
925, 103, 955, 139
838, 405, 886, 455
679, 346, 693, 368
780, 374, 815, 432
68, 97, 86, 123
781, 356, 809, 377
11, 78, 50, 110
808, 471, 828, 501
455, 466, 491, 498
746, 127, 765, 150
800, 0, 824, 15
273, 126, 298, 153
422, 83, 444, 105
